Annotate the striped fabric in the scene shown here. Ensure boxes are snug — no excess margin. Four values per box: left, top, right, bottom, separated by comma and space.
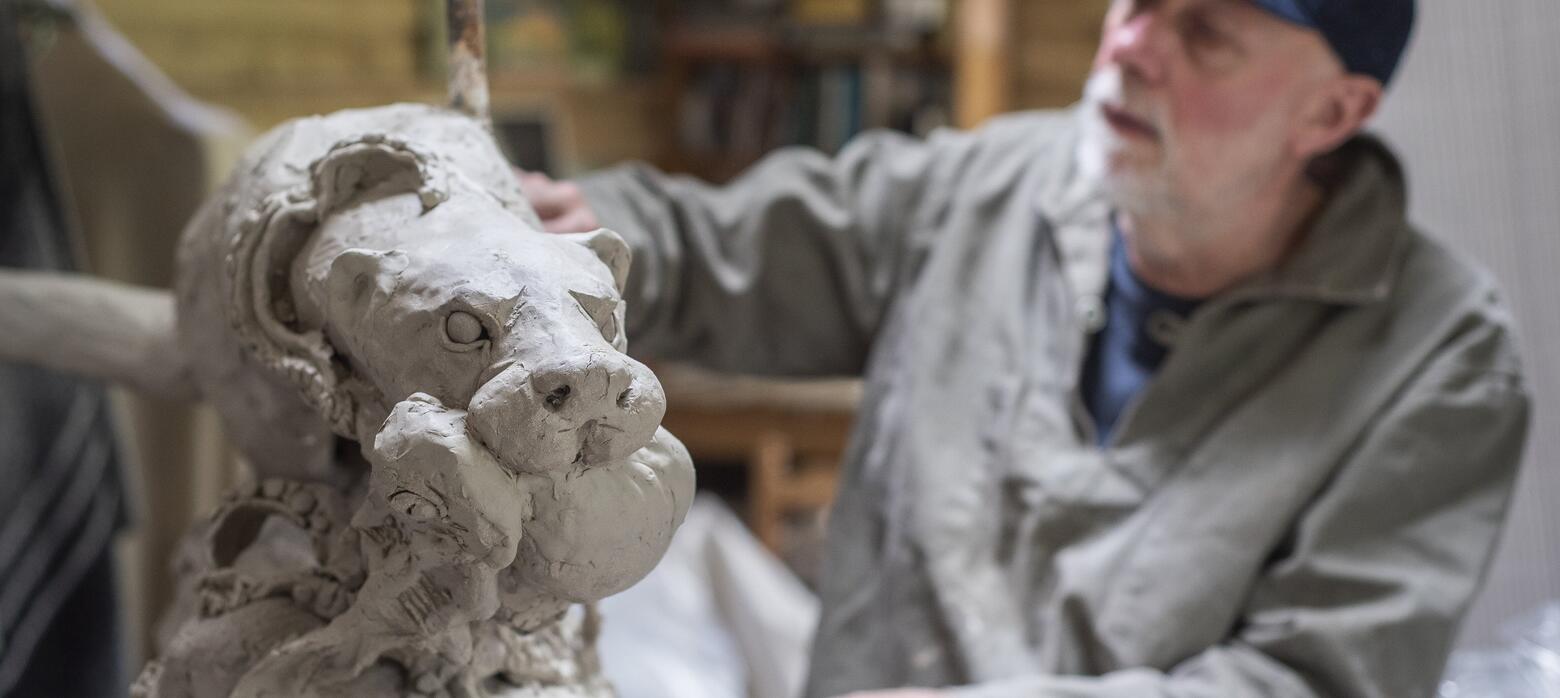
0, 4, 128, 694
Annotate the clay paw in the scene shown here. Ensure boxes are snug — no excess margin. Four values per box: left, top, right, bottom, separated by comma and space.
364, 394, 527, 571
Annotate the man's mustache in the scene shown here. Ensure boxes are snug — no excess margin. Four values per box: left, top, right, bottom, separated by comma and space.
1084, 68, 1164, 137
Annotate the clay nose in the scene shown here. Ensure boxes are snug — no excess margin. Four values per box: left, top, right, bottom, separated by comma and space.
529, 354, 637, 418
467, 352, 665, 474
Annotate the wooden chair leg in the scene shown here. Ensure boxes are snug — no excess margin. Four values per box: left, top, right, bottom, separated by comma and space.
748, 430, 794, 553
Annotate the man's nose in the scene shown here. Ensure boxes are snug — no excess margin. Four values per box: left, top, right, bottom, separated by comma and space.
1099, 7, 1167, 85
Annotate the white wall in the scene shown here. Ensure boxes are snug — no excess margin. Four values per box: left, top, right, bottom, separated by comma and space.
1372, 0, 1560, 647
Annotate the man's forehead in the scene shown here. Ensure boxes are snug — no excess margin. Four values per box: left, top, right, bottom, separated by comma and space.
1186, 0, 1289, 24
1149, 0, 1324, 49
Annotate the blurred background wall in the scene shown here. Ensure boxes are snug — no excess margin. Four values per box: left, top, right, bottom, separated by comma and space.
1370, 0, 1560, 648
21, 0, 1555, 670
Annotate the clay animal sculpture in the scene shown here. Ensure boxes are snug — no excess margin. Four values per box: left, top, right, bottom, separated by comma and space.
0, 96, 693, 698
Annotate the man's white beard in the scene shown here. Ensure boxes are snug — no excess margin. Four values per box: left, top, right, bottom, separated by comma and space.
1076, 67, 1181, 219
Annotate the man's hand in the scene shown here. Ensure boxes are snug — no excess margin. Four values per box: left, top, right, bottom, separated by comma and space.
516, 169, 600, 233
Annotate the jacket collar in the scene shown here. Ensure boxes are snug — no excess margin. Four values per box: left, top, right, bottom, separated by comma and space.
1034, 106, 1413, 307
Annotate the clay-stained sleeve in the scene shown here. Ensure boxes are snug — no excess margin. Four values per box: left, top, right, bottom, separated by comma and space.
0, 270, 196, 401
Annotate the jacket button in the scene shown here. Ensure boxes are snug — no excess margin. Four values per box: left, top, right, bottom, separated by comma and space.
1146, 310, 1188, 346
1076, 295, 1107, 333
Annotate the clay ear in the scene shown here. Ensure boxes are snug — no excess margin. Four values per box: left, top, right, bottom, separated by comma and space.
310, 136, 448, 215
225, 137, 447, 439
561, 228, 631, 294
226, 196, 356, 436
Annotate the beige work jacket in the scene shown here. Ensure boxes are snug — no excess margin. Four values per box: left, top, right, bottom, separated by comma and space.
577, 107, 1531, 698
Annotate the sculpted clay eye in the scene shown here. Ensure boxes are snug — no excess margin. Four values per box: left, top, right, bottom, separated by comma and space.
444, 310, 486, 344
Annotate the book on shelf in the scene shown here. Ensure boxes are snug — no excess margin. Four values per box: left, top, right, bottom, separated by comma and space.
676, 60, 949, 159
664, 1, 953, 179
790, 0, 873, 27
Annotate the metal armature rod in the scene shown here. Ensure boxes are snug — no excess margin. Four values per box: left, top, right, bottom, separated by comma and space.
447, 0, 490, 126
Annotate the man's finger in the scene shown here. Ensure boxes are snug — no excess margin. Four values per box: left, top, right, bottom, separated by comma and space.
529, 182, 584, 219
515, 168, 597, 233
542, 208, 600, 235
516, 169, 552, 195
517, 170, 569, 214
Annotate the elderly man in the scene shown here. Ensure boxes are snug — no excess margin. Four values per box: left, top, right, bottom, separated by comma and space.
523, 0, 1530, 696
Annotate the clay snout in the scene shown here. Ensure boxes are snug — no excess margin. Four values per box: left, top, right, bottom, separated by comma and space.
466, 351, 666, 475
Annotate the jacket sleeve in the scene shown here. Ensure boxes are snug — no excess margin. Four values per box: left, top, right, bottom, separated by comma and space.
574, 129, 952, 376
949, 323, 1531, 698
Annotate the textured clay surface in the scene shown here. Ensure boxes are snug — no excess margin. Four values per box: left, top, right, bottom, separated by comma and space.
0, 103, 692, 697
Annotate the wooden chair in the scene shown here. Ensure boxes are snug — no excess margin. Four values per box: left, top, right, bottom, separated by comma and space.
651, 363, 860, 553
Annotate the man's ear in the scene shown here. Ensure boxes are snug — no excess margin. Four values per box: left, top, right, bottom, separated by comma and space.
561, 228, 631, 294
1292, 75, 1383, 159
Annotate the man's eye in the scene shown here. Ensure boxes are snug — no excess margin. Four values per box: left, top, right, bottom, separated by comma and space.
1121, 0, 1158, 17
1184, 17, 1224, 46
444, 310, 488, 345
1180, 13, 1243, 70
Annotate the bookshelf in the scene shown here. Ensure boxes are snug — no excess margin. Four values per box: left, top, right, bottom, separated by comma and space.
473, 0, 1106, 181
652, 0, 959, 183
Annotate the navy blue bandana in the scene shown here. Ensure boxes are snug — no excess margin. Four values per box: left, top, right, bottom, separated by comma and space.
1253, 0, 1416, 85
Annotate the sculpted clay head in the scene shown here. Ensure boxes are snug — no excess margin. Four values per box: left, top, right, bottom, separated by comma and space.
289, 184, 662, 476
0, 7, 694, 694
121, 105, 692, 697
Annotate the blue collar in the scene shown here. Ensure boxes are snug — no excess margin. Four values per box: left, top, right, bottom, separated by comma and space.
1107, 218, 1204, 319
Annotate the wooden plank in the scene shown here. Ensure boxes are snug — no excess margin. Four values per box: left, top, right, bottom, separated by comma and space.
660, 407, 854, 462
1009, 0, 1109, 110
953, 0, 1012, 128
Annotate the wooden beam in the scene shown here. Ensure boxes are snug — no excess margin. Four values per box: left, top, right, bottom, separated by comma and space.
954, 0, 1012, 129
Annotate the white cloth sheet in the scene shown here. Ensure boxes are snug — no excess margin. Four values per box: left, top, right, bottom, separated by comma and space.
599, 495, 818, 698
